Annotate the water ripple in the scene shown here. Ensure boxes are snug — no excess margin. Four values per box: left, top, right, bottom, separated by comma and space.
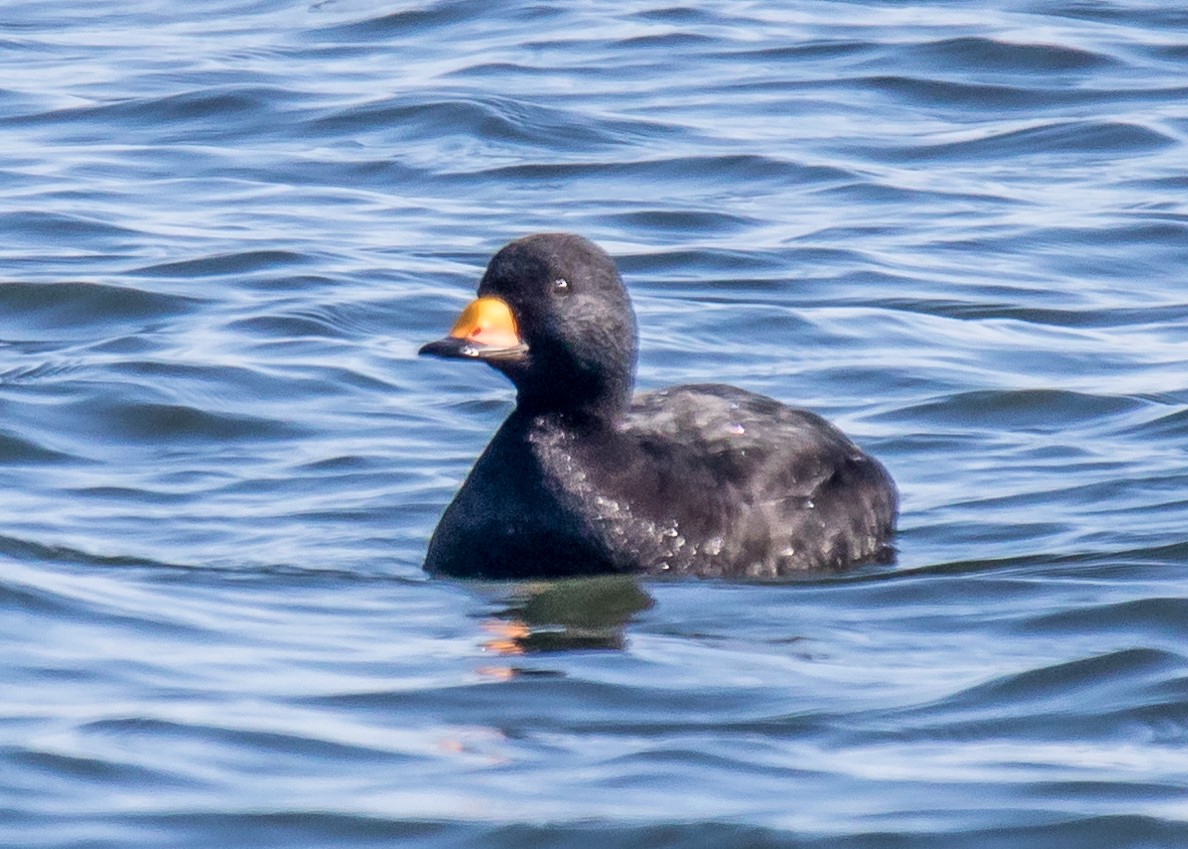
2, 1, 1187, 847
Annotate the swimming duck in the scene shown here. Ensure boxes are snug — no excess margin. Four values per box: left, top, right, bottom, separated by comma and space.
419, 233, 896, 579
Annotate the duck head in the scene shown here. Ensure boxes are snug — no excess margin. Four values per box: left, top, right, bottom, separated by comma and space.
420, 233, 639, 420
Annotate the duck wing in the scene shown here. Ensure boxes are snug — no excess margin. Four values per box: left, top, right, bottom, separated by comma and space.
613, 384, 896, 576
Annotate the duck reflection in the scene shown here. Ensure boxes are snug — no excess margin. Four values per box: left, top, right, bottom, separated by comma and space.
479, 575, 654, 656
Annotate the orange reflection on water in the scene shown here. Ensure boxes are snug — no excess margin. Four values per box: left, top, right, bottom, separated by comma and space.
480, 618, 531, 656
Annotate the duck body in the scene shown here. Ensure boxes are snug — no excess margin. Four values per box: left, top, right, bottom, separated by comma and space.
420, 234, 897, 580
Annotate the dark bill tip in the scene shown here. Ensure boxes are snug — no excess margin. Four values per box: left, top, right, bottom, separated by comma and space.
418, 337, 473, 359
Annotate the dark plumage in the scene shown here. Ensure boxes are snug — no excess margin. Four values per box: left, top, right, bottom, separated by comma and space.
419, 233, 897, 579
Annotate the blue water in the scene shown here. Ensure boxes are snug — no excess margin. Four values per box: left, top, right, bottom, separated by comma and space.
3, 1, 1187, 846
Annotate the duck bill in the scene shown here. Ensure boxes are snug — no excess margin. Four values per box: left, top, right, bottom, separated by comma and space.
418, 296, 528, 361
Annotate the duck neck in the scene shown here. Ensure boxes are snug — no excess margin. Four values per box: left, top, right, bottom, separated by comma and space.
514, 372, 632, 427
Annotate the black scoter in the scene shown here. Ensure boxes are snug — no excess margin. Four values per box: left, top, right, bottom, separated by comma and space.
419, 233, 897, 579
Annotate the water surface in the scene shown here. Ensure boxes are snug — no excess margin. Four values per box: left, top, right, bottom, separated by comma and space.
2, 1, 1187, 847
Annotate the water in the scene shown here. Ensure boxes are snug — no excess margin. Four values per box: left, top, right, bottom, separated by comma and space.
2, 1, 1187, 846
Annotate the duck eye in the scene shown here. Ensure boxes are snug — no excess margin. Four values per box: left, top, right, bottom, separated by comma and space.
552, 278, 571, 296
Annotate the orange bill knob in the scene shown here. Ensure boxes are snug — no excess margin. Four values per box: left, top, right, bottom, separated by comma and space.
419, 296, 528, 360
